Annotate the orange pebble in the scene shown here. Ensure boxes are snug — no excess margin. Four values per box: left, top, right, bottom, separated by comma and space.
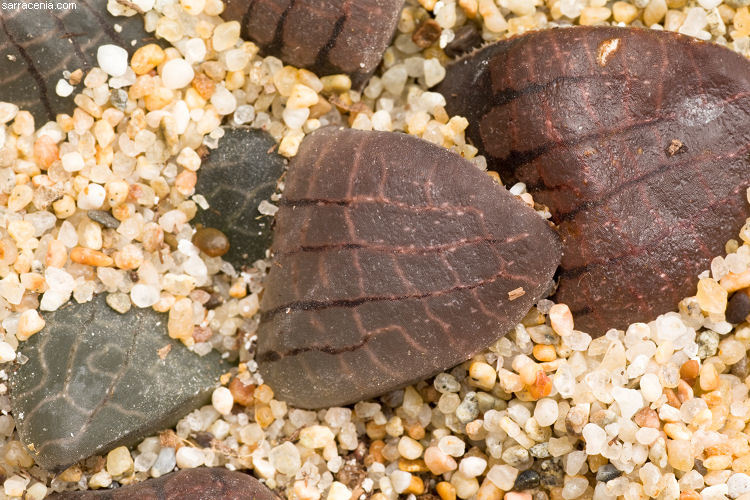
527, 369, 552, 399
70, 247, 113, 267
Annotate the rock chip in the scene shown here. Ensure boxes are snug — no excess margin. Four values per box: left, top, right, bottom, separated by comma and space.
257, 127, 560, 408
222, 0, 402, 89
727, 291, 750, 324
0, 4, 160, 123
194, 127, 285, 267
49, 468, 276, 499
438, 27, 750, 335
9, 295, 231, 471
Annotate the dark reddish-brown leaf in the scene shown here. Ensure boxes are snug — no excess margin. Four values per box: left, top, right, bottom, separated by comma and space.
49, 468, 277, 499
257, 127, 561, 408
437, 27, 750, 335
222, 0, 402, 89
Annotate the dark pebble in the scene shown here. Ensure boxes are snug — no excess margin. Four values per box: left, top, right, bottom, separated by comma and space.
595, 464, 622, 482
192, 431, 215, 448
538, 459, 564, 487
192, 227, 231, 257
727, 291, 750, 324
110, 89, 128, 111
87, 210, 120, 229
444, 23, 483, 58
694, 459, 707, 475
514, 469, 541, 490
204, 291, 225, 310
412, 19, 442, 48
732, 355, 750, 379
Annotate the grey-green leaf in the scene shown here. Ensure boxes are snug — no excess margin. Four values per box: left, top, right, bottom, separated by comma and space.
194, 127, 285, 267
9, 295, 231, 472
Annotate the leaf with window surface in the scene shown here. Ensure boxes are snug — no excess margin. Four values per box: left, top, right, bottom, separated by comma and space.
257, 127, 561, 409
194, 127, 286, 267
437, 27, 750, 335
0, 2, 161, 124
9, 295, 231, 471
48, 468, 277, 499
222, 0, 403, 89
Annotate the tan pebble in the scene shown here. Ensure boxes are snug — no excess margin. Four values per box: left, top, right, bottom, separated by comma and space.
254, 383, 274, 404
663, 388, 681, 409
533, 344, 557, 362
459, 0, 478, 17
504, 493, 532, 500
368, 440, 386, 464
192, 72, 216, 100
57, 465, 82, 483
255, 404, 274, 428
293, 480, 320, 500
106, 446, 134, 477
8, 220, 35, 243
20, 272, 46, 293
114, 244, 144, 270
398, 458, 428, 473
33, 135, 59, 168
643, 0, 667, 25
700, 363, 720, 391
45, 239, 67, 268
424, 445, 459, 475
476, 479, 503, 500
228, 377, 255, 406
168, 297, 194, 342
70, 247, 113, 267
175, 169, 197, 196
17, 309, 45, 341
734, 454, 750, 473
465, 419, 486, 440
704, 454, 732, 470
52, 195, 76, 218
663, 422, 690, 440
633, 407, 660, 428
142, 223, 164, 252
679, 491, 700, 500
321, 74, 352, 94
286, 83, 319, 109
469, 361, 497, 391
106, 180, 129, 207
14, 252, 32, 274
437, 481, 457, 500
697, 278, 728, 314
228, 278, 247, 298
579, 6, 611, 24
667, 439, 693, 471
680, 359, 699, 382
404, 476, 425, 495
676, 379, 693, 403
131, 44, 166, 75
366, 421, 386, 440
527, 370, 552, 399
549, 303, 573, 335
612, 1, 640, 22
112, 203, 135, 222
144, 87, 175, 111
722, 269, 750, 293
404, 420, 425, 440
